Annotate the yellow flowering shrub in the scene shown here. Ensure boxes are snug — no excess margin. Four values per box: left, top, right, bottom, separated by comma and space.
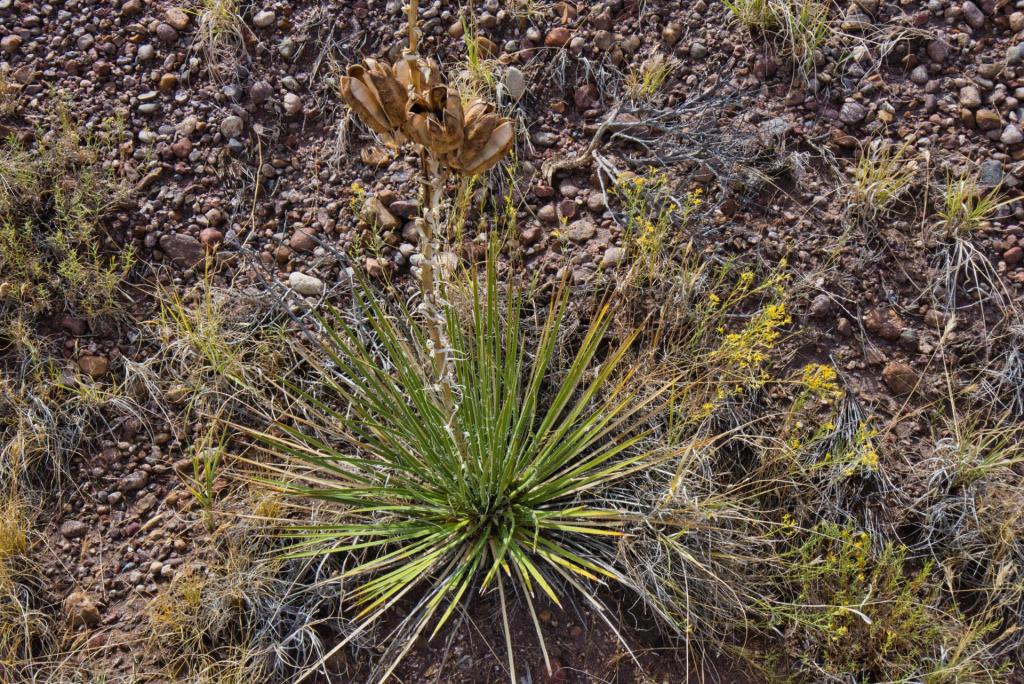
799, 363, 841, 398
756, 523, 995, 682
663, 263, 794, 427
714, 301, 791, 372
610, 169, 702, 283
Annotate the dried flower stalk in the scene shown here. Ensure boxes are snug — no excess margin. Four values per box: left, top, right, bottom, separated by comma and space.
338, 0, 514, 437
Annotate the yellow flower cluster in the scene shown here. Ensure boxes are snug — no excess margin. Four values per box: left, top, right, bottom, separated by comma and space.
837, 422, 880, 477
716, 301, 791, 371
609, 170, 704, 281
800, 363, 841, 398
348, 181, 367, 214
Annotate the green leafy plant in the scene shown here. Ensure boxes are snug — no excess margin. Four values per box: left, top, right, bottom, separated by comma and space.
848, 140, 918, 225
723, 0, 777, 28
753, 523, 1003, 683
0, 104, 133, 318
932, 173, 1015, 310
723, 0, 830, 80
625, 53, 678, 101
251, 255, 669, 682
183, 423, 226, 532
458, 15, 499, 98
938, 174, 1011, 239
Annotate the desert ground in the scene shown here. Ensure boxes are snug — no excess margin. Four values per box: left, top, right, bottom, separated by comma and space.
2, 0, 1024, 681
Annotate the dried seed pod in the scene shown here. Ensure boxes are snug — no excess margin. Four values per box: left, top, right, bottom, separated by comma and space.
340, 60, 408, 144
363, 59, 408, 129
340, 54, 514, 175
456, 120, 515, 176
340, 66, 391, 135
394, 54, 441, 94
446, 99, 514, 175
406, 86, 464, 155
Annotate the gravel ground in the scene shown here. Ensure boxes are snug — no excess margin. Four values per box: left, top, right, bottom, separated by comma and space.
2, 0, 1023, 680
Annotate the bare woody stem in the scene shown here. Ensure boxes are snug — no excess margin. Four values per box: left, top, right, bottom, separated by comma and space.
406, 0, 419, 53
417, 148, 471, 458
416, 150, 445, 383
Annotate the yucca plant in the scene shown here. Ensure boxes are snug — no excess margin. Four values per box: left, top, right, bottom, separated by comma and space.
251, 255, 669, 682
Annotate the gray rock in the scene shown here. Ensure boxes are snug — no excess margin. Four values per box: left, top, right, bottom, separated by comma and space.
959, 85, 982, 108
809, 293, 832, 318
283, 92, 303, 116
600, 246, 626, 268
978, 62, 1003, 80
60, 520, 89, 539
155, 23, 178, 42
159, 234, 205, 268
289, 271, 325, 296
898, 328, 919, 352
839, 101, 867, 124
220, 115, 244, 139
279, 37, 299, 59
118, 470, 150, 493
909, 65, 929, 85
502, 66, 526, 101
978, 159, 1003, 187
532, 131, 558, 147
926, 39, 949, 63
253, 9, 276, 27
962, 1, 985, 29
1001, 124, 1023, 145
249, 80, 272, 104
565, 219, 597, 243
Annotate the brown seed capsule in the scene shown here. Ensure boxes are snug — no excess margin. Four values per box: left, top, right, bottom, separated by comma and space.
340, 67, 391, 135
341, 60, 409, 145
457, 119, 515, 176
363, 59, 408, 129
394, 54, 441, 94
341, 54, 515, 175
445, 99, 514, 175
406, 86, 464, 155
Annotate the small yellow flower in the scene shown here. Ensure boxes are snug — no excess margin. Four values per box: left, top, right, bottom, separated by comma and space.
800, 363, 841, 397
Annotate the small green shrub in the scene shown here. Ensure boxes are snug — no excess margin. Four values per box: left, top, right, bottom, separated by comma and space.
754, 523, 1003, 682
0, 104, 133, 319
624, 54, 678, 101
723, 0, 830, 80
938, 174, 1010, 240
848, 140, 918, 225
